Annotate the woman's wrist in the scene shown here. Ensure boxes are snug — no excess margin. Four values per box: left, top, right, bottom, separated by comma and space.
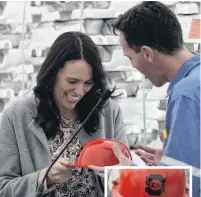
38, 168, 55, 188
46, 174, 55, 187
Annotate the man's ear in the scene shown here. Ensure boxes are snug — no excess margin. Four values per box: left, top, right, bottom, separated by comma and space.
141, 46, 154, 63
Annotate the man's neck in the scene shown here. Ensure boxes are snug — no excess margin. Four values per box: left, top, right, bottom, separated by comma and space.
162, 48, 194, 81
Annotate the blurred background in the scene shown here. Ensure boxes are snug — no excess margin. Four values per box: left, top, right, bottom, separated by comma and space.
0, 1, 200, 163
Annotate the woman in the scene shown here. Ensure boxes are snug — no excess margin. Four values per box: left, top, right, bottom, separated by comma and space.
0, 32, 128, 197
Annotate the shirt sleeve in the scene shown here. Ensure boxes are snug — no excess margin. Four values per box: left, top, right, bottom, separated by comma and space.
160, 95, 200, 170
159, 95, 200, 197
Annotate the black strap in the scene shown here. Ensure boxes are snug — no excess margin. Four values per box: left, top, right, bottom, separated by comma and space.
98, 175, 104, 193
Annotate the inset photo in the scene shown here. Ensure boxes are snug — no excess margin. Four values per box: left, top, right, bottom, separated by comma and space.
105, 166, 191, 197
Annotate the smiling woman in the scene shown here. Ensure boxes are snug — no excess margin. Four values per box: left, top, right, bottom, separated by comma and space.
53, 59, 94, 119
34, 32, 107, 139
0, 32, 128, 197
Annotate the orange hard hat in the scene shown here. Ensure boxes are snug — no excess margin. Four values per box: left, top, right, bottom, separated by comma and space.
75, 139, 132, 167
112, 169, 186, 197
61, 139, 132, 168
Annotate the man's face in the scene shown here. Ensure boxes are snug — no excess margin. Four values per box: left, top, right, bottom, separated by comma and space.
119, 32, 167, 87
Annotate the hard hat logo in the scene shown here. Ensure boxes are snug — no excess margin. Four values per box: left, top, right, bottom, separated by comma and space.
149, 180, 163, 191
145, 174, 166, 196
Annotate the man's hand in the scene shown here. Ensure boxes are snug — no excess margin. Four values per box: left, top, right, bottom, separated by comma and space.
134, 129, 164, 166
134, 145, 163, 166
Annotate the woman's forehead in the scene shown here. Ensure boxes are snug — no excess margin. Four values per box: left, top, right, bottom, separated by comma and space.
58, 59, 93, 80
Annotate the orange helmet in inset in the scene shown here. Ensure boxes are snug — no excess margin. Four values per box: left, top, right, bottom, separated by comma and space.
62, 139, 132, 168
112, 169, 187, 197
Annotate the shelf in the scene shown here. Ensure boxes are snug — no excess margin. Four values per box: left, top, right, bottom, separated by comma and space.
90, 35, 119, 45
103, 65, 135, 72
175, 2, 200, 15
0, 88, 15, 99
0, 39, 12, 49
71, 2, 142, 19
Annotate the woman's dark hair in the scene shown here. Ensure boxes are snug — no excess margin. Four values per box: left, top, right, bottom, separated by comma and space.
33, 31, 107, 139
112, 1, 184, 55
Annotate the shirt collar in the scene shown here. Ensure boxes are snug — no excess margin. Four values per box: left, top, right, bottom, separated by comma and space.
167, 53, 200, 97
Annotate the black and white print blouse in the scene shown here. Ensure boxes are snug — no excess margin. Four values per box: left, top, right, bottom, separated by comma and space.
48, 118, 97, 197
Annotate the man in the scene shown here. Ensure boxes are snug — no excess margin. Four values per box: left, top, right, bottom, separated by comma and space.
90, 1, 200, 197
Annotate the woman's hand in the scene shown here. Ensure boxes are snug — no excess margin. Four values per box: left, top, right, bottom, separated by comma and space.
47, 158, 74, 186
39, 158, 74, 187
88, 144, 133, 176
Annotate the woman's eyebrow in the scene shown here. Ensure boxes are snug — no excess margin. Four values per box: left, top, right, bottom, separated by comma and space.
66, 77, 93, 82
66, 77, 78, 80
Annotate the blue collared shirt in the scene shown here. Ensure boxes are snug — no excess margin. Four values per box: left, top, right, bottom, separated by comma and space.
160, 53, 200, 197
131, 54, 200, 196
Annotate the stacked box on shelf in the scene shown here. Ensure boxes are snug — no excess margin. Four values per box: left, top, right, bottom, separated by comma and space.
7, 2, 84, 94
23, 1, 84, 69
0, 1, 35, 97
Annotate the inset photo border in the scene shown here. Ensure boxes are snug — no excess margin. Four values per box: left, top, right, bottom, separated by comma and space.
104, 166, 192, 197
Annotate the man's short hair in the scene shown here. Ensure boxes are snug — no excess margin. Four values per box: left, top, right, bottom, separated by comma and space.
112, 1, 184, 55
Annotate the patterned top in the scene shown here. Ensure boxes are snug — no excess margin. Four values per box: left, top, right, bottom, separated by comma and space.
48, 118, 97, 197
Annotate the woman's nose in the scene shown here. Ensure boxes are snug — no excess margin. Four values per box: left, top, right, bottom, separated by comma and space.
74, 84, 84, 96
